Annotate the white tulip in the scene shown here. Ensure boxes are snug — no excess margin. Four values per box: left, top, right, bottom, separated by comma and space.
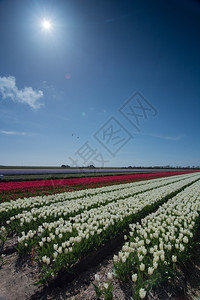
131, 273, 137, 282
139, 288, 146, 299
148, 267, 154, 275
140, 263, 145, 271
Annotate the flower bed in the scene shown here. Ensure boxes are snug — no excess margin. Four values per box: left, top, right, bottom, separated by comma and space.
112, 179, 200, 299
0, 171, 195, 203
0, 172, 193, 226
0, 171, 194, 191
0, 172, 199, 285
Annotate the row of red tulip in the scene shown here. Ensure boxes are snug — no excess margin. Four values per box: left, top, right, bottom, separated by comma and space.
0, 171, 194, 192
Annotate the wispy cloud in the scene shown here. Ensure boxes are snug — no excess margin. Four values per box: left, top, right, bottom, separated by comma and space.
0, 76, 44, 110
0, 130, 36, 136
150, 133, 184, 141
0, 130, 26, 135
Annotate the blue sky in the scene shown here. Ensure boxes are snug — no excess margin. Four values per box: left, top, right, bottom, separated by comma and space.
0, 0, 200, 167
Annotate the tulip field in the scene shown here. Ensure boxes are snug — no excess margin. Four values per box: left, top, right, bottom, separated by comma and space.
0, 171, 200, 299
112, 178, 200, 299
0, 170, 193, 202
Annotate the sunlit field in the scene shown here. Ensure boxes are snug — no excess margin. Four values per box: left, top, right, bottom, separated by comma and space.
0, 171, 200, 299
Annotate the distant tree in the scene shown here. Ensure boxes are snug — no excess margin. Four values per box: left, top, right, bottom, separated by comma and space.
87, 164, 95, 169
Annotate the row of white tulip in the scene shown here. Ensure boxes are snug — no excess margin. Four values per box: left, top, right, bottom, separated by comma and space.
16, 173, 199, 247
14, 173, 200, 283
0, 173, 196, 224
4, 173, 198, 235
112, 179, 200, 299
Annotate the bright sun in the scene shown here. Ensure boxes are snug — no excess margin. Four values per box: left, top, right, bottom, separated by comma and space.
41, 19, 53, 31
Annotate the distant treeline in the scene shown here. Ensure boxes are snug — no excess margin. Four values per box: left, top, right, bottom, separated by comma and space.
61, 164, 200, 170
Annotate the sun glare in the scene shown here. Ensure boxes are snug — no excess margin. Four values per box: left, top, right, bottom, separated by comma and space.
41, 19, 53, 31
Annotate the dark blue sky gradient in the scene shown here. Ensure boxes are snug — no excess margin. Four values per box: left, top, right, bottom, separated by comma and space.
0, 0, 199, 167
